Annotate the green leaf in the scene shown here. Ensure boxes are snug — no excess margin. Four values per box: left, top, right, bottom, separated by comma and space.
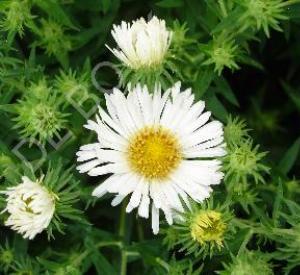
0, 104, 17, 113
272, 181, 283, 227
281, 81, 300, 111
238, 55, 264, 71
35, 0, 77, 29
287, 3, 300, 19
74, 0, 102, 11
85, 238, 117, 275
91, 251, 117, 275
278, 137, 300, 174
194, 68, 215, 99
72, 26, 105, 50
0, 1, 9, 10
214, 77, 239, 107
156, 0, 183, 8
130, 240, 165, 266
101, 0, 111, 13
205, 91, 228, 122
211, 7, 243, 34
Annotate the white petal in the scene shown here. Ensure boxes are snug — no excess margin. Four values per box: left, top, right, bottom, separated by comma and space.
183, 136, 224, 152
138, 183, 150, 218
151, 204, 159, 235
106, 173, 131, 193
92, 181, 110, 197
161, 204, 173, 225
184, 146, 227, 158
111, 194, 126, 206
88, 163, 128, 176
76, 150, 97, 162
118, 174, 139, 196
149, 182, 163, 209
77, 159, 100, 173
126, 178, 144, 213
183, 121, 223, 148
160, 182, 183, 212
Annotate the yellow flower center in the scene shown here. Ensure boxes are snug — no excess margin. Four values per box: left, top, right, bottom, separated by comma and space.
190, 210, 226, 248
127, 127, 182, 180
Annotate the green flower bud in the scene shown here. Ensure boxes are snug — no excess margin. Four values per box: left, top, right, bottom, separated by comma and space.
166, 257, 196, 275
202, 34, 240, 75
26, 78, 49, 99
275, 223, 300, 274
219, 250, 273, 275
237, 0, 289, 37
11, 257, 40, 275
170, 21, 195, 53
0, 242, 14, 272
34, 19, 71, 65
190, 210, 227, 249
54, 69, 91, 102
224, 139, 269, 184
14, 99, 68, 144
224, 116, 250, 147
163, 201, 233, 258
55, 265, 81, 275
0, 0, 33, 36
13, 82, 68, 144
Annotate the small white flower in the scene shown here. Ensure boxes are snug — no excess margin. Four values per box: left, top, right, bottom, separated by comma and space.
107, 16, 172, 70
1, 176, 55, 240
77, 82, 226, 234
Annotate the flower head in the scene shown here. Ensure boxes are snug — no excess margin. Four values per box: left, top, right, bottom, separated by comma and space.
0, 162, 83, 240
162, 201, 233, 257
107, 16, 172, 70
190, 210, 227, 248
77, 82, 226, 234
1, 176, 55, 240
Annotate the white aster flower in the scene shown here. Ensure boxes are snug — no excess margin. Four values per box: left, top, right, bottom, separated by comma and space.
1, 176, 55, 240
107, 16, 172, 70
77, 82, 226, 234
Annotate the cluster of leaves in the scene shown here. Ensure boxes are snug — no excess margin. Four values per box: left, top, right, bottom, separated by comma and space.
0, 0, 300, 274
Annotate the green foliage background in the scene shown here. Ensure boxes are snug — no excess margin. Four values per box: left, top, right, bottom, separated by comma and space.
0, 0, 300, 274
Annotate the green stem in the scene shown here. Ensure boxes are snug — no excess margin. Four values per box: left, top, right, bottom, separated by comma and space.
283, 0, 300, 6
119, 200, 128, 275
77, 202, 131, 273
156, 258, 170, 272
237, 229, 253, 256
73, 241, 122, 266
137, 219, 144, 241
218, 0, 228, 18
232, 218, 268, 235
120, 250, 127, 275
125, 251, 140, 258
74, 202, 130, 274
119, 200, 127, 237
96, 241, 122, 249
